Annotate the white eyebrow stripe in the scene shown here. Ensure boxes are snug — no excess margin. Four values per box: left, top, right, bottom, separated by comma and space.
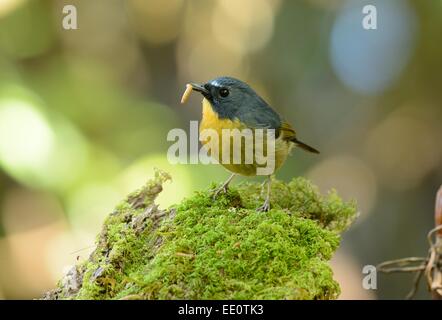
210, 80, 222, 87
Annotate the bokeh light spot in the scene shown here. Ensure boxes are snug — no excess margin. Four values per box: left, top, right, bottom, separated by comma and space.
0, 97, 54, 177
128, 0, 184, 45
0, 86, 88, 190
307, 154, 378, 222
330, 0, 417, 94
0, 0, 26, 18
365, 106, 442, 191
212, 0, 278, 54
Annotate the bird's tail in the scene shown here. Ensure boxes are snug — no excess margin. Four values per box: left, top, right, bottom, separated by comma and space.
292, 138, 320, 154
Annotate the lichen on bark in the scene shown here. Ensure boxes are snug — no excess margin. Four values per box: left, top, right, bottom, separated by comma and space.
44, 169, 357, 300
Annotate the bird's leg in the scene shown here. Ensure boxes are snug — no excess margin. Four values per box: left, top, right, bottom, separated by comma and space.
257, 176, 271, 212
212, 173, 236, 200
260, 179, 268, 197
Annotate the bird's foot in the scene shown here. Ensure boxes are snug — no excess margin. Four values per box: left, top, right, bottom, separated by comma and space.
212, 184, 229, 200
256, 198, 270, 212
211, 173, 236, 200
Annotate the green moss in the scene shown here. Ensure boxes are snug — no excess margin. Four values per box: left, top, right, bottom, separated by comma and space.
44, 170, 357, 300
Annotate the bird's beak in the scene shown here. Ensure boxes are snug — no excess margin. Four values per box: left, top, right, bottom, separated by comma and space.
189, 83, 210, 96
181, 82, 211, 104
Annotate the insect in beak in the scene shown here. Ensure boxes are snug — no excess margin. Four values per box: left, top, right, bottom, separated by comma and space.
181, 83, 211, 104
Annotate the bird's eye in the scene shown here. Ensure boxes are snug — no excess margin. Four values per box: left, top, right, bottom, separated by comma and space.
219, 88, 229, 98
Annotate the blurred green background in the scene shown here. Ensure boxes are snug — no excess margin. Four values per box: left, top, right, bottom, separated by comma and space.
0, 0, 441, 299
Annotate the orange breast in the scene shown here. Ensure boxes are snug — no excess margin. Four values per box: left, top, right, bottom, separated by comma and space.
199, 98, 292, 176
199, 98, 243, 135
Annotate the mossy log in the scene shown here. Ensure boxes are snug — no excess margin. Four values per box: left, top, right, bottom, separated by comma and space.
44, 170, 357, 300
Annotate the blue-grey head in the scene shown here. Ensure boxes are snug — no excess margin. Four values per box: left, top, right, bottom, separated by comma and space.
189, 76, 281, 129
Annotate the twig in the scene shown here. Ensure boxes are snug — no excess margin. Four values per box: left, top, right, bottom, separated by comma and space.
378, 185, 442, 299
378, 257, 427, 273
405, 269, 424, 300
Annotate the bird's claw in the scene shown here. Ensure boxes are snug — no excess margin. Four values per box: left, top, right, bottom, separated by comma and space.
256, 199, 270, 212
212, 184, 229, 200
211, 174, 236, 200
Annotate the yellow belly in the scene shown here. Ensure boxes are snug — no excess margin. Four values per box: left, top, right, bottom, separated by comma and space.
199, 98, 292, 176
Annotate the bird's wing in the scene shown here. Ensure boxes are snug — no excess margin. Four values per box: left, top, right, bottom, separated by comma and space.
278, 121, 297, 140
235, 101, 282, 129
279, 121, 320, 154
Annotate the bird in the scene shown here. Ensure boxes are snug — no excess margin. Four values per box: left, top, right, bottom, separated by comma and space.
181, 76, 319, 212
